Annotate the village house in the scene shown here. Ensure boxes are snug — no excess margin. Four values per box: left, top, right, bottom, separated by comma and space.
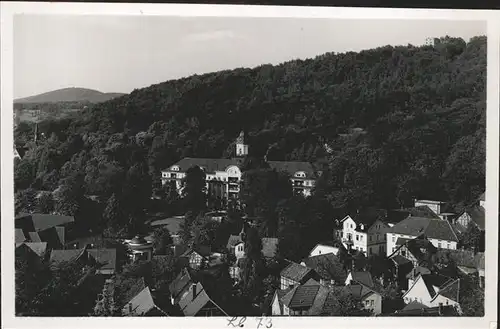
336, 208, 387, 256
160, 131, 317, 199
49, 247, 118, 275
15, 242, 48, 258
453, 193, 485, 234
168, 268, 228, 316
343, 283, 383, 315
122, 285, 168, 316
345, 271, 375, 288
385, 215, 459, 257
271, 278, 331, 316
15, 213, 75, 249
280, 262, 320, 290
402, 272, 461, 310
300, 253, 347, 286
180, 245, 211, 270
226, 235, 279, 260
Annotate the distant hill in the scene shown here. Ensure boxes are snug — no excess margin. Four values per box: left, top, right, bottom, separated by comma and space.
14, 87, 126, 104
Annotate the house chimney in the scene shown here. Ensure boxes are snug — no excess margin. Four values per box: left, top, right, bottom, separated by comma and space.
128, 303, 133, 314
438, 303, 443, 315
192, 283, 197, 300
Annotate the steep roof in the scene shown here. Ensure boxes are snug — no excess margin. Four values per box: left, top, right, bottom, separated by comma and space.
346, 283, 379, 300
122, 287, 159, 316
348, 271, 374, 287
16, 213, 74, 232
420, 274, 454, 299
301, 253, 347, 283
163, 157, 243, 174
261, 238, 279, 258
465, 205, 485, 230
226, 235, 243, 249
284, 284, 321, 309
267, 161, 317, 179
391, 254, 412, 266
169, 268, 194, 300
19, 242, 48, 257
178, 282, 227, 316
87, 249, 117, 273
15, 229, 26, 243
388, 216, 458, 242
479, 192, 485, 201
280, 262, 313, 282
435, 279, 460, 302
49, 248, 87, 266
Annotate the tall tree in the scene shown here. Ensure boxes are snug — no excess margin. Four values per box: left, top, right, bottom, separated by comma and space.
182, 165, 207, 214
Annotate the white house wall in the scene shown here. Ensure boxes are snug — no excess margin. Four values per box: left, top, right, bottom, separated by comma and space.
342, 217, 368, 253
403, 276, 432, 306
309, 245, 339, 257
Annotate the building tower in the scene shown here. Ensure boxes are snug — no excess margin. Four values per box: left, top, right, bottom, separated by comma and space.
235, 131, 249, 157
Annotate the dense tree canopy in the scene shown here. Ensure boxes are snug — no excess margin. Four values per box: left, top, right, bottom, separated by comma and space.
14, 36, 485, 225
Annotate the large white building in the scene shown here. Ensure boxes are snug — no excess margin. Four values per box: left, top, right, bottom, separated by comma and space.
160, 131, 317, 200
385, 215, 459, 257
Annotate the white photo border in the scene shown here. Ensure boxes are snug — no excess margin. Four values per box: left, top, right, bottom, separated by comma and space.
1, 2, 498, 329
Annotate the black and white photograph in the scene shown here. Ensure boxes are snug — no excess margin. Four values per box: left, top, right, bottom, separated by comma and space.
1, 3, 498, 328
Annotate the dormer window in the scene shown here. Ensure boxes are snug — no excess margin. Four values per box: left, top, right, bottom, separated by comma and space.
294, 171, 306, 178
171, 165, 180, 171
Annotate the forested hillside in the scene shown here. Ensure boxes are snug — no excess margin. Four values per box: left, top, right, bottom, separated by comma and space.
15, 36, 486, 218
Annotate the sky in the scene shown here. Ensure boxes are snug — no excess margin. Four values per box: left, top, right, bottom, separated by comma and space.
14, 15, 486, 99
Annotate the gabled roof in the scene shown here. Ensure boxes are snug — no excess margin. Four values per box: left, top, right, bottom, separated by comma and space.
301, 253, 347, 283
122, 286, 168, 316
50, 248, 88, 266
178, 282, 228, 316
388, 216, 458, 242
390, 254, 412, 266
479, 192, 485, 201
261, 237, 279, 258
17, 242, 48, 257
283, 283, 320, 309
87, 249, 117, 273
181, 245, 211, 258
345, 208, 387, 232
163, 157, 243, 174
345, 283, 379, 300
267, 161, 317, 179
169, 268, 194, 300
280, 262, 313, 282
420, 274, 455, 299
348, 271, 374, 287
16, 213, 75, 232
463, 206, 485, 230
435, 279, 460, 302
15, 229, 26, 243
226, 235, 243, 249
